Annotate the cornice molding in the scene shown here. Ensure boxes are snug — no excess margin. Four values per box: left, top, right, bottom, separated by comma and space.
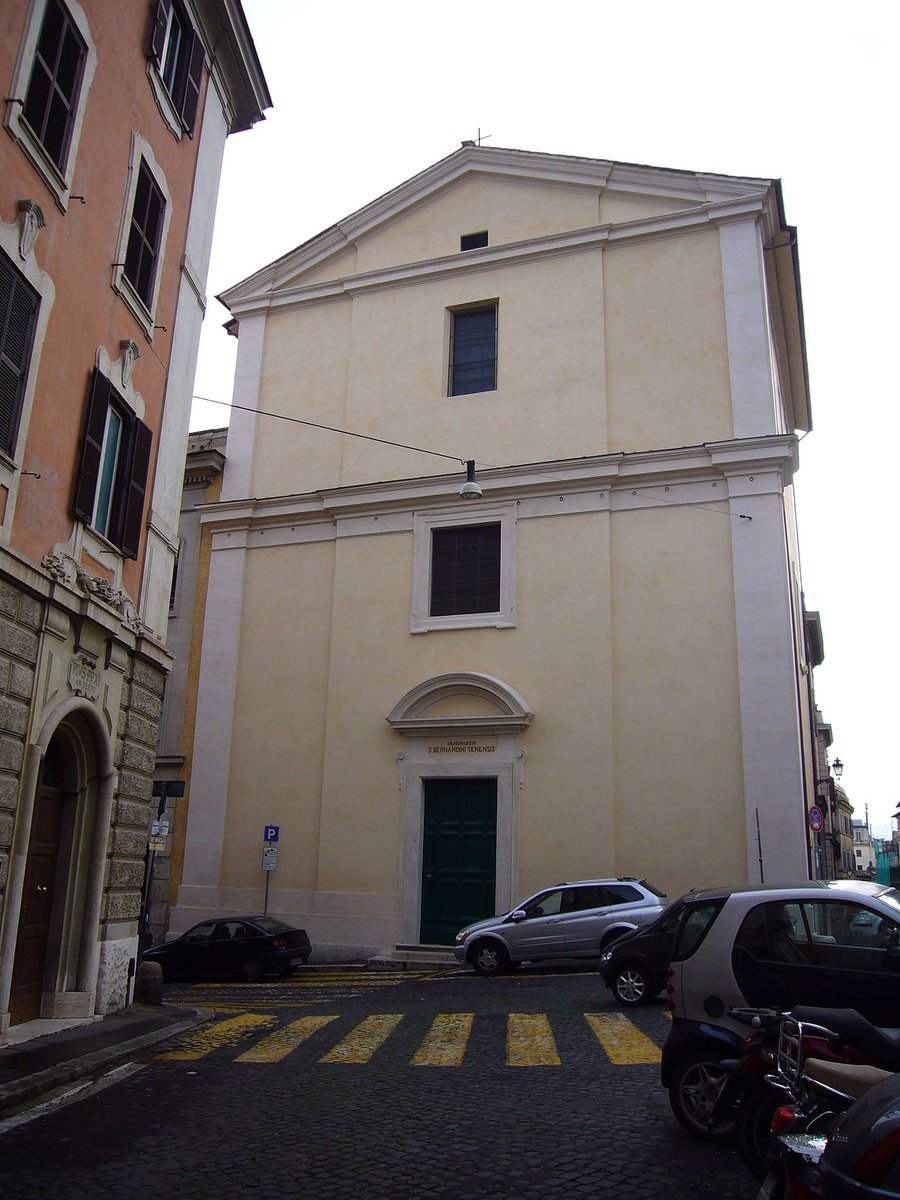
183, 448, 226, 488
197, 435, 798, 538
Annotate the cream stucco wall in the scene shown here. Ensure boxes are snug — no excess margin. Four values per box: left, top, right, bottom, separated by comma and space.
604, 228, 733, 451
212, 499, 746, 919
250, 231, 733, 499
353, 176, 602, 273
609, 505, 747, 888
220, 539, 335, 891
176, 150, 812, 955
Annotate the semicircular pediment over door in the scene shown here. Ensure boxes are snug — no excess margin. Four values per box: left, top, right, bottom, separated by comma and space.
386, 671, 534, 737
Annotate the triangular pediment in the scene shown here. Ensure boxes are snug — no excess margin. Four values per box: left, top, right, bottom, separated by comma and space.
219, 144, 778, 314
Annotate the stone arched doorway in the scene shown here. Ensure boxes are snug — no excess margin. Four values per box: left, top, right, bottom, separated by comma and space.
0, 700, 115, 1030
8, 738, 65, 1023
387, 672, 533, 946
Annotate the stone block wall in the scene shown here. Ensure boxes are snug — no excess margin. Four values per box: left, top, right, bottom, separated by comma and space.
105, 652, 166, 929
0, 580, 43, 932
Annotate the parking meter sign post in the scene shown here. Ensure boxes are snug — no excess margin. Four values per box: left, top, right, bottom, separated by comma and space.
262, 829, 279, 915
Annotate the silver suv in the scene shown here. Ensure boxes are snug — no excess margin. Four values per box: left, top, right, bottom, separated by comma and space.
454, 877, 667, 975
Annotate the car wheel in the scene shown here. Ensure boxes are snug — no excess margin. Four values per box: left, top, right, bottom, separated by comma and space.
277, 965, 296, 978
240, 958, 261, 983
668, 1048, 735, 1140
470, 940, 510, 976
613, 963, 650, 1006
737, 1080, 781, 1181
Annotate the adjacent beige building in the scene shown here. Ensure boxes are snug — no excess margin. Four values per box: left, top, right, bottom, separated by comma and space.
173, 144, 818, 957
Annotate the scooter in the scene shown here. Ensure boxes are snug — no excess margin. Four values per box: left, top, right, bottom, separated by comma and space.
753, 1010, 900, 1199
714, 1007, 900, 1181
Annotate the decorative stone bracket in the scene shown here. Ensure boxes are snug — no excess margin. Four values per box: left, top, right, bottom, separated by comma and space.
17, 199, 46, 260
42, 551, 145, 634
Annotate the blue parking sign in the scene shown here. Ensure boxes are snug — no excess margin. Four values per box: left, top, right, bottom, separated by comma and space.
264, 824, 279, 843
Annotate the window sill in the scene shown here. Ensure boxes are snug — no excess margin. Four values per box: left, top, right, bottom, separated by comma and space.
4, 116, 72, 212
111, 273, 155, 340
411, 611, 517, 634
146, 64, 185, 141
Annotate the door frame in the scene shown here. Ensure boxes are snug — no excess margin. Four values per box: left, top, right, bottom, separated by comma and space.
388, 672, 533, 947
0, 698, 115, 1036
398, 746, 521, 946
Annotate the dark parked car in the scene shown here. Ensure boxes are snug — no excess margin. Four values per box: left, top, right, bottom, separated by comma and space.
143, 916, 311, 982
599, 897, 686, 1005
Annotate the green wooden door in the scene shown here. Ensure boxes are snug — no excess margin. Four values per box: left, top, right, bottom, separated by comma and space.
420, 778, 497, 945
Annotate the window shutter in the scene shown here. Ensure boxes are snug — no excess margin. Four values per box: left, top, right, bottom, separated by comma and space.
72, 368, 110, 522
0, 252, 40, 456
180, 30, 204, 136
119, 417, 152, 559
148, 0, 172, 66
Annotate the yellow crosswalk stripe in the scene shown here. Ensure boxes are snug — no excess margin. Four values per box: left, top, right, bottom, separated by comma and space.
235, 1015, 338, 1063
155, 1009, 666, 1066
507, 1013, 560, 1066
187, 971, 437, 990
157, 1012, 277, 1060
584, 1012, 662, 1064
318, 1014, 404, 1063
410, 1013, 474, 1066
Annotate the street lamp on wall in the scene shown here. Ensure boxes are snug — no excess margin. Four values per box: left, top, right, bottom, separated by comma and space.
832, 757, 844, 779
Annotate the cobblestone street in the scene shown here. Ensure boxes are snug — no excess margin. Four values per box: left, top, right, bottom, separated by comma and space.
1, 966, 759, 1199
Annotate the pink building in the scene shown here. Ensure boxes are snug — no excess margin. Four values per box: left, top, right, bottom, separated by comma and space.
0, 0, 269, 1039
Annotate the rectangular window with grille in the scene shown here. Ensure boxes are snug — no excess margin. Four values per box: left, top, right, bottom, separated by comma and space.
0, 250, 40, 457
22, 0, 87, 172
449, 305, 497, 396
430, 523, 501, 616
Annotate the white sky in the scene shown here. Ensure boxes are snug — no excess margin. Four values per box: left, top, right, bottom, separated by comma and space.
191, 0, 900, 833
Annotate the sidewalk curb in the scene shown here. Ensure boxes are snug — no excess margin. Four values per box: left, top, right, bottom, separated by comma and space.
0, 1007, 213, 1114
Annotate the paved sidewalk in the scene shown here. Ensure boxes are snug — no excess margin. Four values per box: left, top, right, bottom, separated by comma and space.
0, 1003, 210, 1114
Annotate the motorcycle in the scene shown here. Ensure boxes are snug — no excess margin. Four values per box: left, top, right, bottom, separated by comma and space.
713, 1006, 900, 1181
753, 1010, 900, 1199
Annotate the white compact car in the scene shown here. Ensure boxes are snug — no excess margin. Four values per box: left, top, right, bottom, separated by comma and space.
660, 879, 900, 1139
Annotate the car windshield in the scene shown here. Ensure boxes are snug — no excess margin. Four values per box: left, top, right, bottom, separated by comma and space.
649, 899, 687, 935
254, 917, 291, 933
671, 900, 724, 961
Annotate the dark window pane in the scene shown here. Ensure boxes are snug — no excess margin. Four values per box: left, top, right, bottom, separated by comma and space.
430, 523, 501, 616
162, 8, 185, 93
23, 0, 86, 170
0, 250, 40, 455
460, 231, 489, 251
450, 306, 497, 395
124, 161, 166, 308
